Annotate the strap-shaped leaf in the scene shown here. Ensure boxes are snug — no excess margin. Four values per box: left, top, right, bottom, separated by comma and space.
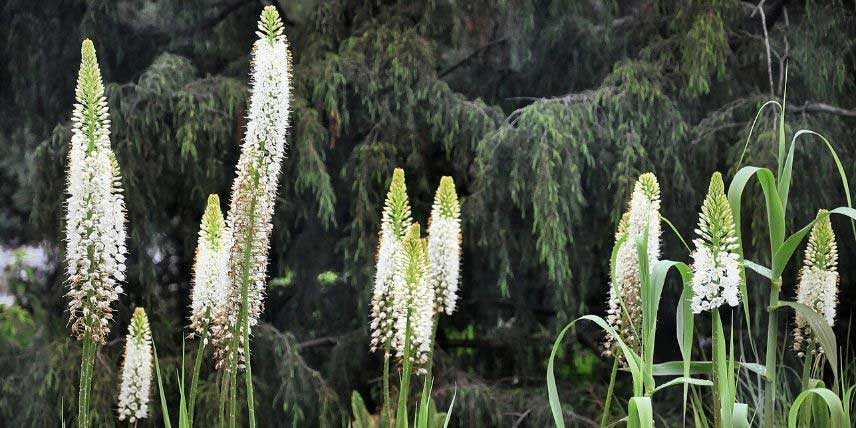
547, 315, 643, 427
627, 397, 654, 428
650, 361, 765, 377
441, 387, 457, 428
787, 388, 847, 428
779, 130, 855, 238
651, 377, 712, 395
772, 207, 856, 279
773, 301, 839, 384
732, 403, 750, 428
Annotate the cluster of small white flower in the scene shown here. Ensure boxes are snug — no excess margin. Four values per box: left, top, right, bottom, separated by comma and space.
210, 6, 292, 370
190, 195, 231, 339
65, 39, 127, 344
793, 212, 839, 357
605, 173, 660, 357
427, 176, 462, 316
117, 308, 153, 422
390, 224, 435, 367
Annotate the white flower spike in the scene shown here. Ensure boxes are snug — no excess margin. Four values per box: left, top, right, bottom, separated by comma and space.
605, 173, 661, 357
117, 308, 153, 422
65, 39, 127, 343
690, 172, 742, 314
793, 210, 839, 357
190, 194, 230, 338
211, 6, 292, 369
427, 176, 462, 315
370, 168, 413, 354
390, 223, 435, 368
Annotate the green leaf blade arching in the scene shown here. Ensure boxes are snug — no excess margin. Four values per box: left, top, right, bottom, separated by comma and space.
787, 388, 847, 428
774, 301, 839, 385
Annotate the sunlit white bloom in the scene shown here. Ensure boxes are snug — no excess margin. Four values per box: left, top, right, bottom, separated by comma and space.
370, 168, 412, 354
65, 39, 127, 343
689, 172, 742, 313
427, 176, 462, 315
604, 173, 661, 357
390, 224, 435, 369
211, 6, 292, 369
190, 194, 231, 339
117, 308, 153, 422
690, 247, 741, 312
793, 211, 838, 357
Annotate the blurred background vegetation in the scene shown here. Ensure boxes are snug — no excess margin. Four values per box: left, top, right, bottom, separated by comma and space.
0, 0, 855, 426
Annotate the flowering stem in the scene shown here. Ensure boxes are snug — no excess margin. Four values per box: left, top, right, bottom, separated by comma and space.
600, 358, 618, 428
237, 170, 260, 428
396, 310, 414, 428
763, 280, 782, 427
78, 334, 95, 428
711, 308, 731, 428
383, 341, 392, 428
188, 324, 209, 427
229, 342, 237, 428
218, 372, 226, 428
420, 317, 440, 409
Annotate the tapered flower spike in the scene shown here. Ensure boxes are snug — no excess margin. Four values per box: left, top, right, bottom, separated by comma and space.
117, 308, 153, 422
690, 172, 742, 314
390, 223, 435, 368
65, 39, 127, 344
190, 195, 231, 338
370, 168, 413, 353
604, 173, 661, 358
427, 176, 462, 315
209, 5, 292, 369
793, 210, 839, 357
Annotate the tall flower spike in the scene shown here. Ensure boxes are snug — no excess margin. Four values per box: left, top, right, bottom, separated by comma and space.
190, 195, 231, 338
370, 168, 413, 353
65, 39, 127, 343
210, 6, 292, 369
793, 210, 839, 357
390, 224, 435, 369
690, 172, 742, 314
427, 176, 462, 315
604, 173, 661, 358
117, 308, 153, 422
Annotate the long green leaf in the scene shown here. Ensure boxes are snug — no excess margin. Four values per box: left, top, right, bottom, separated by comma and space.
772, 207, 856, 279
441, 388, 457, 428
547, 315, 643, 427
774, 301, 839, 384
788, 388, 847, 428
153, 343, 173, 428
627, 397, 654, 428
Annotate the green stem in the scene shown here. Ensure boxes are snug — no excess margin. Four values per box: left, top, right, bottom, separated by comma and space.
238, 174, 260, 428
396, 310, 414, 428
420, 318, 440, 407
383, 341, 392, 428
188, 325, 209, 427
78, 335, 94, 428
600, 357, 619, 428
763, 281, 782, 428
229, 339, 238, 428
711, 309, 731, 428
218, 372, 227, 428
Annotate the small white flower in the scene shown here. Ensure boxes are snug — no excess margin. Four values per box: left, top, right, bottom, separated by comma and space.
427, 177, 462, 315
605, 173, 661, 357
65, 39, 127, 343
117, 308, 153, 422
190, 194, 231, 338
793, 210, 838, 357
